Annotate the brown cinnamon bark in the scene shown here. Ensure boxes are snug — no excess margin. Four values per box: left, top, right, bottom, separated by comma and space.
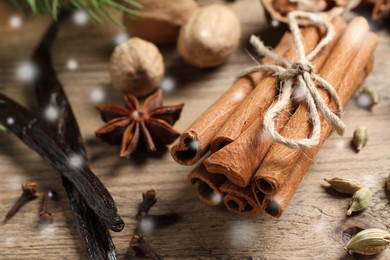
264, 32, 377, 217
210, 24, 325, 153
219, 181, 261, 216
252, 17, 371, 200
260, 0, 344, 25
170, 32, 294, 165
204, 17, 346, 188
188, 162, 226, 206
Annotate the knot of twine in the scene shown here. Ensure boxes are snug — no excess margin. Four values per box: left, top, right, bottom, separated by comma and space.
239, 11, 345, 149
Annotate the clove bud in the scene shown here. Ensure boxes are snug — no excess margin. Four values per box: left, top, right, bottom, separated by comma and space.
4, 182, 38, 222
130, 235, 163, 260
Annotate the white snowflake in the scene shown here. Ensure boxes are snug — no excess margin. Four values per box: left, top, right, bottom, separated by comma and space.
16, 61, 38, 83
6, 117, 14, 125
114, 32, 129, 45
161, 76, 176, 93
228, 220, 256, 247
271, 20, 280, 27
355, 92, 373, 109
4, 237, 16, 247
200, 29, 210, 38
67, 59, 78, 70
189, 140, 199, 151
232, 89, 246, 102
68, 154, 84, 169
9, 15, 22, 28
44, 105, 59, 122
72, 10, 89, 26
90, 87, 106, 104
38, 223, 57, 237
292, 83, 306, 103
210, 191, 223, 205
138, 218, 155, 235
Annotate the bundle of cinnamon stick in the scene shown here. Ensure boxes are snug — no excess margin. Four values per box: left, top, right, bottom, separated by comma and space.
171, 14, 377, 217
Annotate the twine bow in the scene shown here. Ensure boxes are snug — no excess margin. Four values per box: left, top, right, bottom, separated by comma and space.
239, 11, 345, 149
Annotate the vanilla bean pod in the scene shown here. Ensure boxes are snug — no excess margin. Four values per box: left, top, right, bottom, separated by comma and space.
0, 11, 122, 259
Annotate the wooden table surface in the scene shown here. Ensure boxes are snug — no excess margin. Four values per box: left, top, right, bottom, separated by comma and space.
1, 1, 389, 259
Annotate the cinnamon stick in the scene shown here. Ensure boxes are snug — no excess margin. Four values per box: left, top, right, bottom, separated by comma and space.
219, 181, 261, 216
210, 24, 325, 153
264, 32, 378, 217
204, 17, 346, 188
188, 162, 226, 206
252, 17, 371, 198
170, 32, 293, 165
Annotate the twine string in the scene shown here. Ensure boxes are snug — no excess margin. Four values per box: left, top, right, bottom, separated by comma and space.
238, 11, 345, 149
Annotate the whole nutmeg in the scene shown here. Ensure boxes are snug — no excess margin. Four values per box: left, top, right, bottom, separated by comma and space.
109, 37, 164, 97
123, 0, 198, 44
177, 4, 241, 68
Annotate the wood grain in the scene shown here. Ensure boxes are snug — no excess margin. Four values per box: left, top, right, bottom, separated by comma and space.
0, 1, 389, 259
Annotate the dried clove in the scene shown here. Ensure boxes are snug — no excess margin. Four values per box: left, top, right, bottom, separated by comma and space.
130, 235, 163, 260
39, 188, 57, 224
4, 182, 38, 222
137, 189, 157, 220
137, 213, 181, 234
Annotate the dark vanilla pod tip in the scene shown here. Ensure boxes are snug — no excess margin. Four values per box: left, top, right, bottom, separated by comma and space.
111, 215, 125, 232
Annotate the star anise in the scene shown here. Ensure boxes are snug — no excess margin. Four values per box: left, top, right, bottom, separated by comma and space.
95, 90, 184, 158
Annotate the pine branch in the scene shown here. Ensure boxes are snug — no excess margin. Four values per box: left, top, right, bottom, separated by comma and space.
7, 0, 141, 28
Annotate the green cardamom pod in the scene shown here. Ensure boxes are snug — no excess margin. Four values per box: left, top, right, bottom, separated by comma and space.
324, 177, 362, 195
360, 84, 379, 109
346, 187, 372, 216
344, 228, 390, 255
352, 126, 368, 152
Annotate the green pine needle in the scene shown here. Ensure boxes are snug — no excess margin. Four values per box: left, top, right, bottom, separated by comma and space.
7, 0, 141, 27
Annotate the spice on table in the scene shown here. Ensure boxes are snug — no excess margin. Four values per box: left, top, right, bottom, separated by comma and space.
346, 187, 372, 216
137, 189, 157, 220
123, 0, 199, 44
352, 126, 368, 152
324, 177, 362, 195
344, 228, 390, 255
39, 188, 57, 224
386, 172, 390, 192
4, 182, 38, 222
130, 235, 163, 260
109, 37, 164, 97
177, 4, 241, 68
356, 84, 379, 110
135, 189, 181, 234
95, 90, 183, 159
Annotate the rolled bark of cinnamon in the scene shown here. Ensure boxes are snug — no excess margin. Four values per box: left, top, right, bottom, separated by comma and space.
210, 24, 325, 153
252, 17, 371, 198
170, 32, 294, 165
264, 32, 378, 217
204, 17, 346, 188
219, 181, 261, 216
188, 162, 226, 206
